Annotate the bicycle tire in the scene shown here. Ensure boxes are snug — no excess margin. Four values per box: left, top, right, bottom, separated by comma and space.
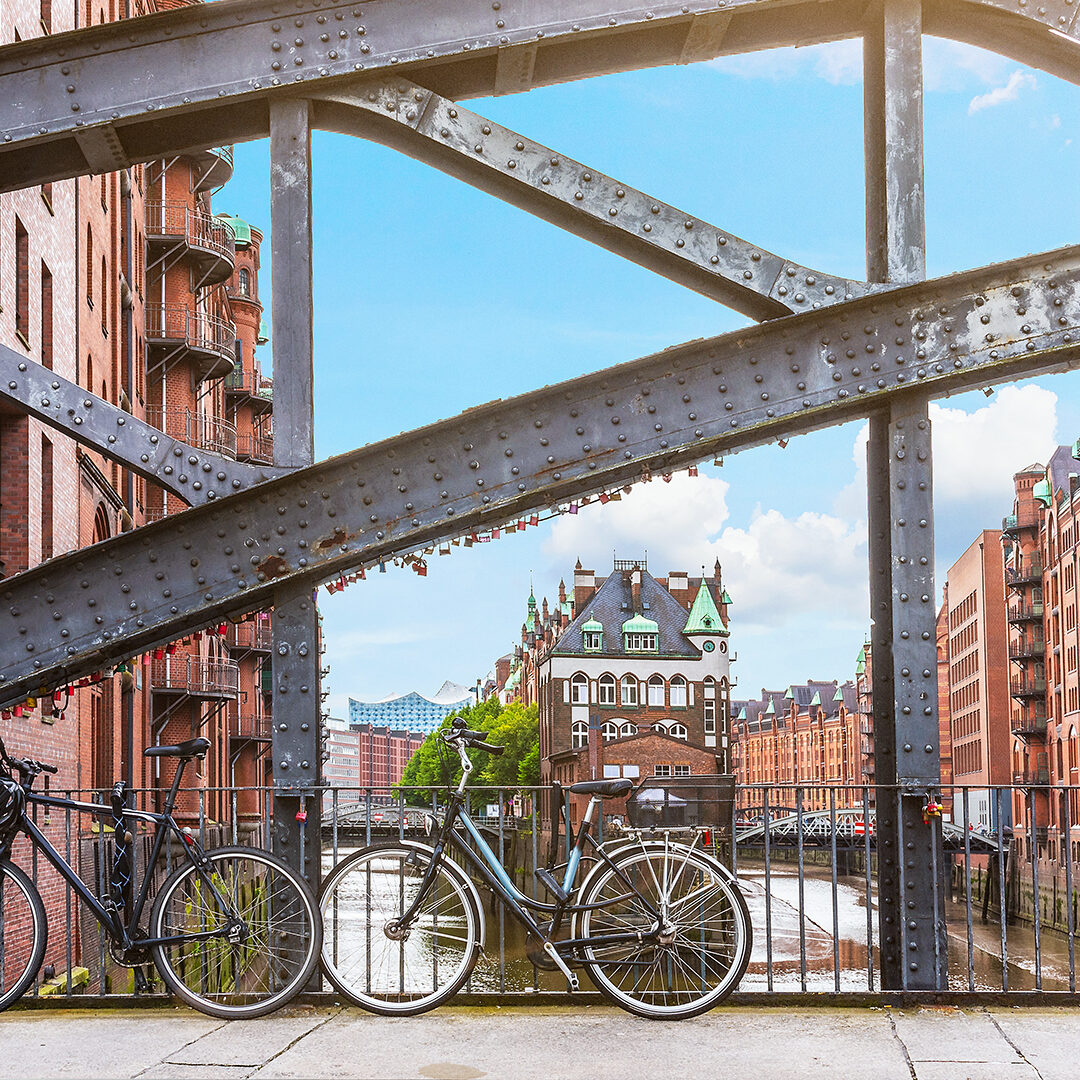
576, 842, 751, 1019
0, 860, 47, 1011
150, 846, 320, 1019
320, 843, 481, 1016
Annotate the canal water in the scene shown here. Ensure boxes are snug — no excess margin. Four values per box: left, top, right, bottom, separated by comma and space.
323, 849, 1076, 994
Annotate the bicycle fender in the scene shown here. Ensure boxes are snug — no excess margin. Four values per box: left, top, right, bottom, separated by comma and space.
388, 839, 487, 952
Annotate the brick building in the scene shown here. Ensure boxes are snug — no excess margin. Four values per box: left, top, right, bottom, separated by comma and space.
730, 679, 863, 814
322, 719, 424, 810
0, 0, 277, 988
531, 557, 733, 825
943, 532, 1012, 830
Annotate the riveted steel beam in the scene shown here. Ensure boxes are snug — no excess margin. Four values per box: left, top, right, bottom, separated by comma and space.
1, 246, 1080, 707
2, 0, 1080, 192
0, 343, 287, 504
315, 83, 871, 320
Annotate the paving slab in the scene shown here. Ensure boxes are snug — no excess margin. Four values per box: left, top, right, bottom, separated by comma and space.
986, 1006, 1080, 1080
165, 1009, 337, 1068
0, 1011, 222, 1079
891, 1005, 1022, 1065
912, 1065, 1039, 1080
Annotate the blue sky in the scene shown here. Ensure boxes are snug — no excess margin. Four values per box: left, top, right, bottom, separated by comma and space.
217, 36, 1080, 713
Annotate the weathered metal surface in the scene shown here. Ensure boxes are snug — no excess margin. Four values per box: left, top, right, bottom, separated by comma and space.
1, 247, 1079, 709
2, 0, 1080, 192
0, 342, 286, 503
315, 83, 872, 321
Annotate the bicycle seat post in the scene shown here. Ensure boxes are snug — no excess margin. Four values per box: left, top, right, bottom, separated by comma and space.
161, 756, 188, 817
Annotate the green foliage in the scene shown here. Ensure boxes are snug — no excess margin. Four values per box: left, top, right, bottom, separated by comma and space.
397, 699, 539, 804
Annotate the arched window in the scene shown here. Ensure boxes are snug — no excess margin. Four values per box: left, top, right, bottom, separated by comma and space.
670, 675, 687, 708
652, 721, 668, 735
570, 673, 588, 705
571, 721, 589, 749
647, 676, 665, 708
669, 723, 688, 740
598, 674, 616, 706
620, 675, 637, 707
620, 722, 637, 737
237, 268, 251, 297
601, 721, 618, 742
92, 502, 111, 544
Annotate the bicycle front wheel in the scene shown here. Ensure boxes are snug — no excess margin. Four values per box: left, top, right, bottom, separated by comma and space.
577, 843, 751, 1019
320, 844, 481, 1015
0, 860, 47, 1011
150, 846, 320, 1019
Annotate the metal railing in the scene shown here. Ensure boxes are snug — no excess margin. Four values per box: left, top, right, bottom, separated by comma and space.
1007, 556, 1045, 584
1009, 636, 1046, 659
225, 365, 274, 405
1003, 508, 1041, 534
145, 201, 236, 274
9, 781, 1080, 1004
1012, 709, 1049, 737
235, 431, 274, 464
145, 303, 236, 368
144, 406, 237, 459
228, 619, 272, 652
1008, 600, 1044, 623
148, 655, 239, 698
1011, 674, 1048, 697
233, 713, 271, 739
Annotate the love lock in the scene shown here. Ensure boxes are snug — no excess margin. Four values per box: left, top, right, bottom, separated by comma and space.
922, 794, 943, 826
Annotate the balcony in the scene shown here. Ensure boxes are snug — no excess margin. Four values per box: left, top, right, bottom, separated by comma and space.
1006, 555, 1044, 587
1003, 508, 1040, 535
1009, 636, 1046, 660
1012, 708, 1048, 738
233, 714, 271, 741
145, 202, 236, 285
1011, 674, 1047, 698
229, 619, 272, 653
150, 656, 240, 699
235, 432, 274, 465
189, 144, 235, 192
225, 364, 274, 415
1013, 767, 1051, 786
145, 406, 236, 459
146, 304, 237, 382
1007, 599, 1044, 624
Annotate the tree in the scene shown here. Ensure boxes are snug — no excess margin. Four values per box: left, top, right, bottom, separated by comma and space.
397, 699, 539, 804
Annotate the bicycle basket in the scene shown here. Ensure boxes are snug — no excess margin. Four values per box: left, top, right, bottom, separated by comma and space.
626, 775, 735, 831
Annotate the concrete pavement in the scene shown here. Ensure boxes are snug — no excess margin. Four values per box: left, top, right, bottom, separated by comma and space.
1, 1003, 1078, 1079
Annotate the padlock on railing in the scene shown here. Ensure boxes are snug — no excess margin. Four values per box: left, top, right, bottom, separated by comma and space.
922, 794, 943, 826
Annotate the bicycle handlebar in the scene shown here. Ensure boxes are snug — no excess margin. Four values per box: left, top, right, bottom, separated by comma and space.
0, 735, 57, 780
444, 719, 505, 756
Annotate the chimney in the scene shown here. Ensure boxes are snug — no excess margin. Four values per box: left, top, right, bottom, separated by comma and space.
631, 568, 642, 613
667, 570, 689, 609
574, 563, 596, 609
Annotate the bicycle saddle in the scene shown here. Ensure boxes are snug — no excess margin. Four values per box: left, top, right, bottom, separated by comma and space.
568, 779, 633, 798
144, 737, 211, 759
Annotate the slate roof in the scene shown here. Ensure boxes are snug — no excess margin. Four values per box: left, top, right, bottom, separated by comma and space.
552, 570, 700, 658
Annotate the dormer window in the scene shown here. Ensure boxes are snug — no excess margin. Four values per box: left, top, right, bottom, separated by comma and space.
622, 614, 659, 652
625, 631, 658, 652
582, 617, 604, 652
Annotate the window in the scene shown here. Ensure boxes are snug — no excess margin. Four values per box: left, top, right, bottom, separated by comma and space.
598, 674, 616, 706
647, 676, 665, 708
570, 673, 588, 705
40, 436, 53, 561
620, 675, 637, 706
237, 268, 251, 297
15, 218, 29, 345
40, 261, 52, 369
654, 764, 672, 777
86, 226, 94, 307
673, 765, 691, 777
670, 675, 687, 708
620, 722, 638, 737
601, 722, 618, 742
571, 721, 588, 749
625, 632, 658, 652
703, 676, 715, 698
669, 723, 688, 740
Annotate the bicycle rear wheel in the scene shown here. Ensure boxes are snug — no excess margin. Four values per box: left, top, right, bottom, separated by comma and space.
0, 860, 47, 1011
150, 846, 320, 1019
320, 843, 481, 1015
577, 842, 751, 1019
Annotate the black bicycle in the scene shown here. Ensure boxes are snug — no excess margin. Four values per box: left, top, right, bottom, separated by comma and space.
320, 717, 752, 1019
0, 735, 321, 1018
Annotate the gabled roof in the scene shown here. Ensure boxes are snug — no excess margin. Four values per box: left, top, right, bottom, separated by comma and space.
683, 582, 725, 635
552, 569, 700, 658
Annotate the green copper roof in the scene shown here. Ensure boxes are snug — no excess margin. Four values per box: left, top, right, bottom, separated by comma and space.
810, 691, 822, 706
720, 590, 733, 605
737, 707, 747, 721
683, 581, 723, 635
784, 686, 794, 699
216, 214, 251, 246
257, 319, 269, 345
764, 700, 775, 716
1033, 476, 1052, 507
622, 613, 659, 634
582, 617, 603, 633
560, 600, 573, 617
833, 687, 844, 702
855, 645, 866, 676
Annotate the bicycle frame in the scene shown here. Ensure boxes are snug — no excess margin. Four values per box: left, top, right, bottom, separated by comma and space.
9, 758, 235, 953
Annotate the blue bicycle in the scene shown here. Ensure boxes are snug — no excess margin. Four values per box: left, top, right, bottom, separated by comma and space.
319, 717, 751, 1019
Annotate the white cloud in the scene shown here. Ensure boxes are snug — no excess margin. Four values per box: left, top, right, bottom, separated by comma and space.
709, 40, 862, 85
968, 70, 1036, 114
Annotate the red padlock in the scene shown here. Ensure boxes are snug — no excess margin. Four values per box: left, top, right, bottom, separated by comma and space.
923, 796, 943, 825
295, 807, 308, 825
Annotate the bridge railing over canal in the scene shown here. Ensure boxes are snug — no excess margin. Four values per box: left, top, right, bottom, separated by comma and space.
11, 781, 1079, 1002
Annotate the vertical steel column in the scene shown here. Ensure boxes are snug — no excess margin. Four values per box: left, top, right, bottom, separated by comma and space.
864, 0, 946, 989
269, 98, 322, 886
